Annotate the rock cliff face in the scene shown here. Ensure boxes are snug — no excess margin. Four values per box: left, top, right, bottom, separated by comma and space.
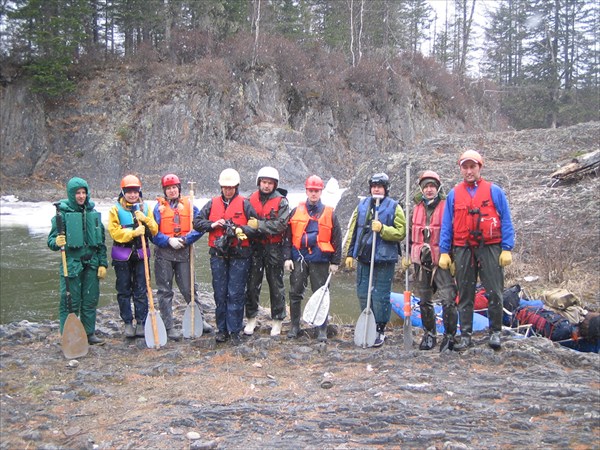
1, 65, 501, 198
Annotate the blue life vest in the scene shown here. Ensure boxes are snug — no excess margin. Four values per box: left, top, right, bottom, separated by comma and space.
353, 196, 399, 263
116, 202, 148, 228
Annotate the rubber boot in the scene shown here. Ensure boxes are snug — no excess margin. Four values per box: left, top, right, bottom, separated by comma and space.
87, 334, 105, 345
317, 320, 328, 342
454, 333, 473, 351
287, 302, 301, 339
489, 331, 501, 349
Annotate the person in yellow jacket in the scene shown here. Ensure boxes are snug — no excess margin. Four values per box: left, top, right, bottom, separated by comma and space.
107, 175, 158, 338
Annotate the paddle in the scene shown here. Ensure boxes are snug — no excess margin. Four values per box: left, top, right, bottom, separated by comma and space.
354, 195, 383, 348
182, 181, 203, 339
134, 205, 167, 348
303, 272, 332, 326
54, 203, 89, 359
302, 206, 354, 328
403, 164, 413, 351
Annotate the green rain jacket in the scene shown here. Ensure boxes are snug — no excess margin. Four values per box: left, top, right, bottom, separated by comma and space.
47, 177, 108, 276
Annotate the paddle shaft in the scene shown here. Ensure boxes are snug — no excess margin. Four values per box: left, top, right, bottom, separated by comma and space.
54, 204, 74, 314
403, 164, 413, 350
363, 196, 381, 348
135, 208, 160, 348
189, 181, 196, 336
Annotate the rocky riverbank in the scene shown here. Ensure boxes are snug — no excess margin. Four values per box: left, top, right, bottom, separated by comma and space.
1, 292, 599, 450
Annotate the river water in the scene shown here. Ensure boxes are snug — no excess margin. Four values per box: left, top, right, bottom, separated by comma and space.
0, 189, 375, 325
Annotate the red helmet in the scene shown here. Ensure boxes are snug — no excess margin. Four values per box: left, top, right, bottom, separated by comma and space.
459, 150, 483, 167
120, 175, 142, 189
305, 175, 324, 190
418, 170, 441, 188
161, 173, 181, 188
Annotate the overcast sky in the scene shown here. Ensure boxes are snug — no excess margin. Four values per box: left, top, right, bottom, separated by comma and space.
427, 0, 499, 76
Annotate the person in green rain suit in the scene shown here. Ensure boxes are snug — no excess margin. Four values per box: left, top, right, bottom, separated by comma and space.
47, 177, 108, 345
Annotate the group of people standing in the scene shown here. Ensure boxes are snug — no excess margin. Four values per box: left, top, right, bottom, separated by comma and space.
47, 148, 514, 351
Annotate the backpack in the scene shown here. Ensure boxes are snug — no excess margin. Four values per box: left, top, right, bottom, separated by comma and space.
455, 286, 489, 314
542, 288, 580, 310
514, 306, 574, 341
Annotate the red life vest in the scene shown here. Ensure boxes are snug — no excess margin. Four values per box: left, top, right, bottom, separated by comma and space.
249, 191, 283, 244
290, 202, 335, 253
156, 196, 192, 237
410, 199, 445, 264
208, 195, 250, 248
452, 179, 502, 247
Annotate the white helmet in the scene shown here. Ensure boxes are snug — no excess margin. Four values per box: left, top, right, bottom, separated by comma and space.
256, 166, 279, 186
218, 168, 241, 187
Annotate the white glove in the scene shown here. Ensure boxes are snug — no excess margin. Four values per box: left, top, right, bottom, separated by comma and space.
168, 237, 185, 250
329, 264, 339, 274
284, 260, 294, 272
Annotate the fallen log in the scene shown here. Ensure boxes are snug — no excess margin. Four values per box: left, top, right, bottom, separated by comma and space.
549, 149, 600, 186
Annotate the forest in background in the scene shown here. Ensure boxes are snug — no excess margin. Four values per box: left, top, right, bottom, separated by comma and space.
0, 0, 598, 130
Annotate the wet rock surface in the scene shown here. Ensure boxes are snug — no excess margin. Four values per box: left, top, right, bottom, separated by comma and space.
1, 297, 598, 449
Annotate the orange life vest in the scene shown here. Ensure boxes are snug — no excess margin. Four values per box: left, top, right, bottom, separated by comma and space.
290, 202, 335, 253
156, 196, 192, 237
208, 195, 249, 248
410, 199, 445, 264
249, 191, 283, 244
452, 179, 502, 247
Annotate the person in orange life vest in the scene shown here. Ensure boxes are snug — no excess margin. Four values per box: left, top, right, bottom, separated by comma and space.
402, 171, 458, 352
152, 174, 213, 341
244, 166, 291, 337
193, 169, 258, 345
283, 175, 343, 342
439, 150, 515, 351
107, 175, 159, 338
344, 173, 406, 347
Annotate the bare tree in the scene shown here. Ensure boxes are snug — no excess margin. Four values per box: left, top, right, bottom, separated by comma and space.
252, 0, 261, 67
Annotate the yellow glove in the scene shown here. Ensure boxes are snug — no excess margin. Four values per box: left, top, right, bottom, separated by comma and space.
132, 225, 146, 237
247, 217, 259, 230
235, 227, 248, 241
450, 262, 456, 277
56, 234, 67, 247
134, 210, 148, 223
371, 220, 382, 233
499, 250, 512, 267
97, 266, 107, 279
345, 256, 354, 270
439, 253, 451, 270
401, 257, 411, 270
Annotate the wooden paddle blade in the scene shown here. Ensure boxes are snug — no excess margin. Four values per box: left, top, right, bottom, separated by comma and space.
61, 313, 89, 359
302, 286, 330, 326
354, 309, 377, 348
144, 311, 167, 348
182, 303, 203, 338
